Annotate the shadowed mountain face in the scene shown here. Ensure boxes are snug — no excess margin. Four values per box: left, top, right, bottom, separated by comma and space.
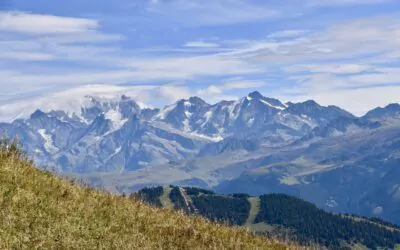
1, 92, 399, 226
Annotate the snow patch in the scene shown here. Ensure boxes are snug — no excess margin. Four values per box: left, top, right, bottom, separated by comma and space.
105, 110, 128, 131
325, 198, 338, 208
189, 132, 223, 142
156, 103, 177, 120
38, 129, 58, 154
279, 175, 300, 185
204, 110, 212, 120
106, 146, 122, 161
182, 118, 191, 132
300, 114, 308, 119
184, 110, 192, 118
184, 100, 192, 107
260, 99, 285, 110
247, 118, 255, 126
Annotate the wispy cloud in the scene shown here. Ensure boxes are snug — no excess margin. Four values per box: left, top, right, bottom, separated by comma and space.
307, 0, 394, 6
285, 64, 373, 74
184, 41, 220, 48
124, 55, 261, 78
0, 12, 98, 34
267, 30, 309, 39
0, 0, 399, 118
146, 0, 280, 26
0, 51, 54, 61
0, 11, 123, 64
0, 84, 157, 121
280, 85, 400, 116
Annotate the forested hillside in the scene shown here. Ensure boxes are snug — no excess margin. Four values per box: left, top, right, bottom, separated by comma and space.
137, 186, 400, 250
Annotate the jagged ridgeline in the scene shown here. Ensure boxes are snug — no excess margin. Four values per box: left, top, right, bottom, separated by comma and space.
136, 186, 400, 250
0, 140, 288, 249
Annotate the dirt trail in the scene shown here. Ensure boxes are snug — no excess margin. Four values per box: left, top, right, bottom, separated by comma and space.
179, 187, 198, 213
245, 197, 260, 226
161, 186, 175, 210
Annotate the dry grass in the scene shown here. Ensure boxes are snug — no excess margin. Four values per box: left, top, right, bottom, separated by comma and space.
0, 140, 291, 250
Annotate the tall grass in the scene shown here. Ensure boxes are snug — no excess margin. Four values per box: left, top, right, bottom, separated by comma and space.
0, 139, 290, 249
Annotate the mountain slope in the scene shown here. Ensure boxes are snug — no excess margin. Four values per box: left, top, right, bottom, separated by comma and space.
137, 186, 400, 249
0, 140, 287, 249
215, 111, 400, 225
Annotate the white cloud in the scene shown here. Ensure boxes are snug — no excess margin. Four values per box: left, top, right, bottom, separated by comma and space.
197, 80, 266, 100
147, 0, 280, 26
231, 15, 400, 65
125, 55, 261, 78
349, 68, 400, 84
222, 80, 266, 90
184, 41, 219, 48
0, 8, 398, 117
137, 84, 192, 106
0, 69, 197, 101
307, 0, 393, 6
197, 85, 223, 95
281, 85, 400, 116
0, 11, 123, 62
0, 51, 54, 61
0, 84, 157, 121
0, 12, 99, 34
0, 49, 263, 101
267, 30, 309, 39
285, 64, 373, 74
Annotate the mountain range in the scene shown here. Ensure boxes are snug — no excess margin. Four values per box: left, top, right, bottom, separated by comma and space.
1, 91, 399, 225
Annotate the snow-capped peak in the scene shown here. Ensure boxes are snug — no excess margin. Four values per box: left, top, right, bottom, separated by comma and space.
244, 91, 287, 110
104, 110, 128, 131
247, 91, 264, 99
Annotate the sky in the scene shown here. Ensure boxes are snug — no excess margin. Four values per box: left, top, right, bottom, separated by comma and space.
0, 0, 399, 120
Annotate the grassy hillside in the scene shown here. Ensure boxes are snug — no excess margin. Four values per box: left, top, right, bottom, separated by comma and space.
137, 186, 400, 250
0, 140, 288, 249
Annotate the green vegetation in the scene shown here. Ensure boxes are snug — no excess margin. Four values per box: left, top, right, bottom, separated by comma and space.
0, 139, 287, 249
136, 186, 163, 207
169, 187, 194, 214
185, 187, 215, 196
255, 194, 400, 249
138, 186, 400, 250
192, 195, 251, 226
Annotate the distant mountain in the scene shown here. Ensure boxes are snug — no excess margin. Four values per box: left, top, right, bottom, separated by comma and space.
284, 100, 354, 126
136, 186, 400, 249
364, 103, 400, 120
0, 95, 212, 173
215, 105, 400, 225
0, 92, 353, 173
294, 116, 382, 145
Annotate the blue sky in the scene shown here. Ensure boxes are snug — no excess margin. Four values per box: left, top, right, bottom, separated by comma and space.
0, 0, 399, 119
